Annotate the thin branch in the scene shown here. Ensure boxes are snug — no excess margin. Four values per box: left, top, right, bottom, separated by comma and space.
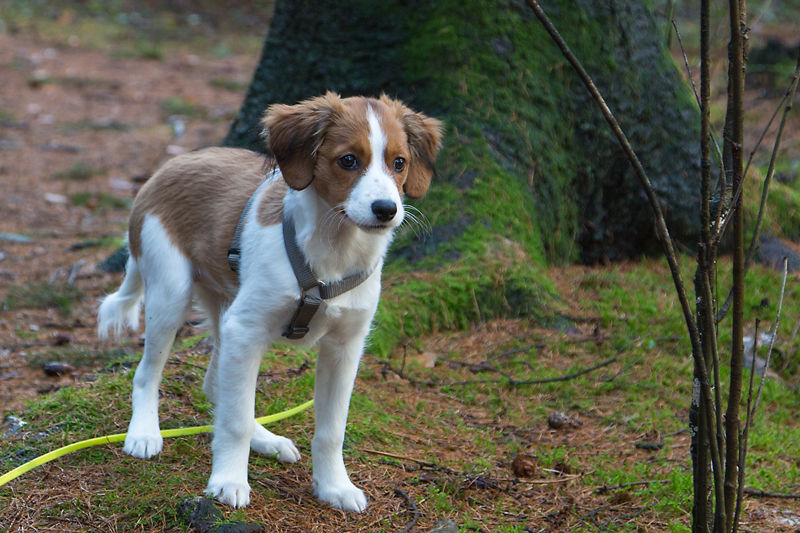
443, 357, 617, 388
716, 48, 800, 323
734, 317, 760, 533
595, 480, 668, 494
672, 20, 726, 186
392, 489, 419, 533
713, 92, 787, 250
752, 257, 788, 416
522, 3, 726, 524
743, 488, 800, 499
522, 0, 701, 366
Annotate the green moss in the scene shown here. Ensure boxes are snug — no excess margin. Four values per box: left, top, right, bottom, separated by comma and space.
372, 241, 558, 357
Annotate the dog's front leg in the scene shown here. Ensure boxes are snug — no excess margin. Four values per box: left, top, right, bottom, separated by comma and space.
312, 327, 369, 512
204, 313, 267, 508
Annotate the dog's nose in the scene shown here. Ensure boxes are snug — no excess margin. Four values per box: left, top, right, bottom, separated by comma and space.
371, 200, 397, 222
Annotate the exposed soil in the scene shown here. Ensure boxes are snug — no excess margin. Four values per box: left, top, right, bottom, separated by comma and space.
0, 29, 257, 415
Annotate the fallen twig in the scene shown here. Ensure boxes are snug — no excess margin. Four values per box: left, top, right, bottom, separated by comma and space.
444, 357, 617, 388
392, 489, 419, 533
485, 343, 546, 363
359, 448, 438, 469
595, 480, 668, 494
67, 259, 85, 285
743, 488, 800, 499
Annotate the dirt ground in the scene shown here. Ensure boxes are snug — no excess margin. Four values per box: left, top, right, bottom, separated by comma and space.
0, 28, 258, 414
1, 8, 799, 533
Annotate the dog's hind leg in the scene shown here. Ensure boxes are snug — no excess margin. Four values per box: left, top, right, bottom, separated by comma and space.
123, 216, 193, 459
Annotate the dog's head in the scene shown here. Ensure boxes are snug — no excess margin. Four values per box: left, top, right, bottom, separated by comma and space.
262, 92, 442, 232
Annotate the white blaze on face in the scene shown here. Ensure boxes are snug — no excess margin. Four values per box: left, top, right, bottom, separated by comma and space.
345, 106, 404, 229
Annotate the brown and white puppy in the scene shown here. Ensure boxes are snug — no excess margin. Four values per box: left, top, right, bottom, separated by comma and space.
98, 93, 442, 512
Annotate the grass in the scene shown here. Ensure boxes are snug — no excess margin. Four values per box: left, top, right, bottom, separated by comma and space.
2, 257, 797, 531
208, 78, 249, 92
71, 191, 132, 211
2, 282, 84, 316
52, 162, 104, 181
159, 95, 204, 119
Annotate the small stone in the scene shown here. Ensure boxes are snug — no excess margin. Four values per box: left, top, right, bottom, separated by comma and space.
3, 415, 27, 434
0, 232, 32, 243
425, 519, 459, 533
553, 460, 573, 475
45, 192, 68, 204
53, 333, 71, 346
177, 497, 223, 533
177, 496, 263, 533
511, 454, 537, 478
43, 362, 75, 377
547, 412, 582, 430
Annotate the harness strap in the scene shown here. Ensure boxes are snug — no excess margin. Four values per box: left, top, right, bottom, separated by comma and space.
228, 179, 273, 275
227, 180, 375, 341
281, 213, 375, 339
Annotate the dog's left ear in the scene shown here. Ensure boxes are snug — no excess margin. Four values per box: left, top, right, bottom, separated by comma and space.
381, 95, 443, 199
262, 92, 342, 190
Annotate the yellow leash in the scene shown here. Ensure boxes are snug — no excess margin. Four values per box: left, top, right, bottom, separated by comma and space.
0, 399, 314, 488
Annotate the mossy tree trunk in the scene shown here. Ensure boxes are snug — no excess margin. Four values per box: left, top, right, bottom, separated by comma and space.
223, 0, 701, 352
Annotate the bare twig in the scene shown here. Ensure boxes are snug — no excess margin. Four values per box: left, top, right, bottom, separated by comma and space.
595, 479, 668, 494
523, 0, 701, 364
752, 257, 788, 416
716, 48, 800, 323
485, 343, 545, 363
359, 448, 438, 469
523, 3, 725, 515
743, 488, 800, 499
734, 316, 761, 533
671, 20, 726, 187
443, 357, 617, 388
392, 489, 419, 533
67, 259, 85, 285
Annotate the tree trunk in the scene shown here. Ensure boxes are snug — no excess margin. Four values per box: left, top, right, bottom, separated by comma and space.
223, 0, 702, 350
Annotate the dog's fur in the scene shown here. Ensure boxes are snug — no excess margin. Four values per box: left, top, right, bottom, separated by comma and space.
97, 93, 442, 512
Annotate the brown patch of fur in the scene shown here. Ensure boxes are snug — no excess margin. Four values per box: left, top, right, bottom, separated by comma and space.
378, 94, 443, 199
312, 97, 372, 210
262, 92, 344, 191
129, 147, 276, 300
257, 178, 288, 226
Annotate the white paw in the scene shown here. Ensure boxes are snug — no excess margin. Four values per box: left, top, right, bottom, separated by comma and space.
250, 424, 301, 463
205, 476, 251, 508
313, 480, 368, 512
123, 431, 163, 459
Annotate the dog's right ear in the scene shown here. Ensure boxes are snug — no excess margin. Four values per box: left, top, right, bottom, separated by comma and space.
262, 92, 342, 191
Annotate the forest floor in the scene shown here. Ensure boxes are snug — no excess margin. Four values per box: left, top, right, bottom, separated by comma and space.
1, 2, 800, 532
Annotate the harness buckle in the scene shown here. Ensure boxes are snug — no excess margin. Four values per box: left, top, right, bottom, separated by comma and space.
282, 293, 321, 340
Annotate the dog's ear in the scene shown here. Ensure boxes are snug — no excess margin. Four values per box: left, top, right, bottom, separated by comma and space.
380, 96, 443, 199
262, 92, 342, 190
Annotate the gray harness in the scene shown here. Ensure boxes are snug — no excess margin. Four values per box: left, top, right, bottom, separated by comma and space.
228, 180, 375, 340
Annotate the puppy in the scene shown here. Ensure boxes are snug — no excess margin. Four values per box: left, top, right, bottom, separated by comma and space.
98, 92, 442, 512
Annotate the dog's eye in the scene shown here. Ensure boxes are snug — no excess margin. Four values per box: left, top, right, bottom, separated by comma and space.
393, 157, 406, 172
339, 154, 358, 169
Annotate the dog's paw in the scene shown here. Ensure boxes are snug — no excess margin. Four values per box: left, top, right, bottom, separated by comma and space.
122, 431, 163, 459
313, 481, 368, 512
251, 424, 301, 463
205, 477, 251, 508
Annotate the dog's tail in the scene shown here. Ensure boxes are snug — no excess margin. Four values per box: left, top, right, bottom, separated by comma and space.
98, 254, 144, 339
